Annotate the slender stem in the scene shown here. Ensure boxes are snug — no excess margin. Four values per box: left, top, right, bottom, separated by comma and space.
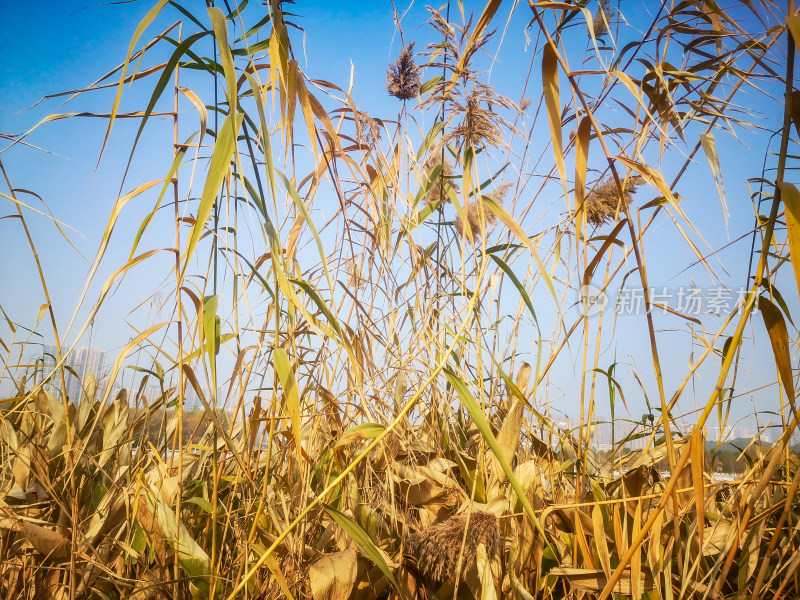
713, 2, 796, 592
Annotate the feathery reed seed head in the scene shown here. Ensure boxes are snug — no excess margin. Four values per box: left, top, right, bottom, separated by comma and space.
354, 110, 381, 147
386, 43, 421, 100
584, 175, 645, 226
406, 511, 499, 584
454, 184, 510, 236
591, 0, 614, 38
423, 157, 459, 205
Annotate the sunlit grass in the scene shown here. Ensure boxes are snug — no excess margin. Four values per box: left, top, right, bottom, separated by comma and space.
1, 2, 799, 599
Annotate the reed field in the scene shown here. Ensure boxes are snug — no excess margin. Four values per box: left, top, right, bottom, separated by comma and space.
2, 1, 800, 598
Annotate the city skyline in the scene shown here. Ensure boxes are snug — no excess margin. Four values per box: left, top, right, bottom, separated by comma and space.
32, 343, 204, 410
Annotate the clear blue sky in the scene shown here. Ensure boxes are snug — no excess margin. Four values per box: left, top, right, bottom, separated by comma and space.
0, 1, 794, 439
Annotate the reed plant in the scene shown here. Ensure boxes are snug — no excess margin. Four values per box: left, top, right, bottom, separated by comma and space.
1, 1, 799, 599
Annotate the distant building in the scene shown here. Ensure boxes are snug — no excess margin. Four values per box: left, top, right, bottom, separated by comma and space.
626, 436, 648, 451
712, 425, 734, 442
675, 422, 697, 437
64, 346, 107, 402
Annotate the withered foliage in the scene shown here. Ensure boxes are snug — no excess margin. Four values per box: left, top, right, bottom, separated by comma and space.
2, 1, 798, 600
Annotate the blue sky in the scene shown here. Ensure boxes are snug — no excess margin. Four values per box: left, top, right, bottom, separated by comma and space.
0, 1, 795, 439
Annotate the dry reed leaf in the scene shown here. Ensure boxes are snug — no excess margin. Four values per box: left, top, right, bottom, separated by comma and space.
11, 445, 30, 490
691, 427, 706, 547
625, 437, 687, 471
574, 117, 591, 218
309, 547, 358, 600
547, 506, 595, 536
592, 505, 611, 577
551, 567, 655, 595
758, 296, 795, 401
20, 521, 71, 562
394, 464, 459, 506
702, 518, 733, 556
780, 181, 800, 303
542, 43, 565, 190
389, 565, 420, 600
489, 400, 523, 485
473, 542, 498, 600
514, 362, 532, 393
511, 460, 545, 512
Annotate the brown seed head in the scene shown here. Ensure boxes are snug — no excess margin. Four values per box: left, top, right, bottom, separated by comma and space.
591, 0, 614, 38
406, 511, 499, 584
387, 43, 421, 101
354, 110, 381, 147
423, 157, 459, 205
454, 184, 510, 236
584, 175, 645, 226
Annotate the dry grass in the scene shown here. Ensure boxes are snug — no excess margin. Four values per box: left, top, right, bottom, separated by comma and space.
1, 2, 798, 600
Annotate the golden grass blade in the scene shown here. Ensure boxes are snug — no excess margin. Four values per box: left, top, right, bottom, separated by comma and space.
202, 295, 219, 392
99, 0, 169, 164
181, 112, 243, 280
278, 172, 335, 297
484, 198, 558, 306
758, 295, 795, 402
335, 423, 386, 447
690, 426, 705, 548
322, 504, 398, 587
273, 348, 303, 462
208, 7, 238, 118
542, 43, 566, 192
574, 117, 591, 221
779, 181, 800, 303
129, 133, 197, 260
700, 132, 729, 222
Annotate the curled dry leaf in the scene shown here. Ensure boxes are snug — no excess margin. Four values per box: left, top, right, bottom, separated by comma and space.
21, 521, 71, 562
489, 400, 524, 485
551, 567, 655, 595
309, 546, 359, 600
393, 463, 459, 506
